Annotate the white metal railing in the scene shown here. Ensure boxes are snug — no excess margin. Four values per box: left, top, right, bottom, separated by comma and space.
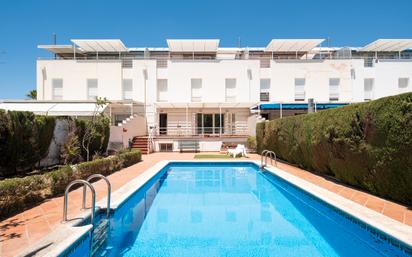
155, 126, 248, 137
37, 54, 412, 62
148, 126, 156, 153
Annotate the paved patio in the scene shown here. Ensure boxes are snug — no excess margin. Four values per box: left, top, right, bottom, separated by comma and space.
0, 152, 411, 257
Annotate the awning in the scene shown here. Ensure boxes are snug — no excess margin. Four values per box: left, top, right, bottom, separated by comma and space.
71, 39, 128, 52
251, 102, 349, 111
359, 39, 412, 52
265, 39, 325, 52
38, 45, 84, 54
155, 102, 256, 109
167, 39, 220, 52
0, 101, 108, 116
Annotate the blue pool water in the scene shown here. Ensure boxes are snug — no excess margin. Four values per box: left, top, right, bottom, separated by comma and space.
67, 162, 411, 257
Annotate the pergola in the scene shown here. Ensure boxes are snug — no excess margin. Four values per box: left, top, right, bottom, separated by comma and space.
265, 39, 325, 58
166, 39, 220, 52
359, 39, 412, 58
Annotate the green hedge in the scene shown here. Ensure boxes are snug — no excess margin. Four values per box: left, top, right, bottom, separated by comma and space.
0, 150, 141, 220
257, 93, 412, 206
0, 110, 55, 176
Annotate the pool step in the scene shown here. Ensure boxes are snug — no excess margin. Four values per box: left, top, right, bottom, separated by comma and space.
91, 219, 110, 256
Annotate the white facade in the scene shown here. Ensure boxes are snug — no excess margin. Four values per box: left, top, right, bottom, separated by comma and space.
35, 39, 412, 152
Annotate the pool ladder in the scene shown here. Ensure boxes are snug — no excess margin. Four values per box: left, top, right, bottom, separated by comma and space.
63, 174, 112, 257
260, 150, 277, 169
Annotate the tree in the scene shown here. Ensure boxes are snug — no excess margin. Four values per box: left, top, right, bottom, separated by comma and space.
80, 97, 110, 161
26, 90, 37, 100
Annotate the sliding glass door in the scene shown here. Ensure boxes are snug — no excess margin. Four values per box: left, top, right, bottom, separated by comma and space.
196, 113, 225, 135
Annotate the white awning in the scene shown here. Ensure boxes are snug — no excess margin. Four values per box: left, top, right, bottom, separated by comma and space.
38, 45, 83, 54
0, 102, 107, 116
167, 39, 220, 52
265, 39, 325, 52
359, 39, 412, 52
71, 39, 128, 52
155, 102, 256, 109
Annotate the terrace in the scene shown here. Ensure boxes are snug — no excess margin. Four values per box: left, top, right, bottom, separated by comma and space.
37, 39, 412, 67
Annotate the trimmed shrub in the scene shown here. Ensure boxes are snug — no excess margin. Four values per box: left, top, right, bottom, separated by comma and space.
0, 175, 48, 217
0, 110, 55, 176
246, 136, 257, 152
257, 93, 412, 206
118, 149, 142, 167
0, 150, 141, 220
47, 166, 75, 195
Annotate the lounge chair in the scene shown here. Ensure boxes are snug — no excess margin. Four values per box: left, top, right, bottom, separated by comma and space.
227, 144, 247, 158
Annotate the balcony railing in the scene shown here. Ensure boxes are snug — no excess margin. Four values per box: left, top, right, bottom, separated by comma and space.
38, 54, 412, 62
152, 126, 249, 138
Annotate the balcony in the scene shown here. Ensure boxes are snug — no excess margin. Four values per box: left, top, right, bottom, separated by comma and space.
152, 125, 249, 139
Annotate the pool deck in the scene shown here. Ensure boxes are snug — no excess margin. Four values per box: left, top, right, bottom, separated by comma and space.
1, 152, 411, 257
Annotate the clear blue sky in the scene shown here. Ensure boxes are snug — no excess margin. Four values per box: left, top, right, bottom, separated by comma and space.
0, 0, 411, 99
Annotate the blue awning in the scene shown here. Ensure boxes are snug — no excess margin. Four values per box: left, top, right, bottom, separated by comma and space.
252, 102, 349, 110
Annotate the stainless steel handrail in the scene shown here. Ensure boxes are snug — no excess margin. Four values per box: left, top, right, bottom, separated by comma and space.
83, 174, 111, 219
63, 180, 96, 224
260, 150, 277, 168
265, 151, 277, 167
261, 150, 270, 168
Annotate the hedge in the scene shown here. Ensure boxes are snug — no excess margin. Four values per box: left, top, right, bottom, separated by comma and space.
0, 110, 55, 176
0, 150, 141, 220
257, 93, 412, 206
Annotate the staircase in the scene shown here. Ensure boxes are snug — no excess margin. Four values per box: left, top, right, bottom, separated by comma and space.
132, 136, 149, 154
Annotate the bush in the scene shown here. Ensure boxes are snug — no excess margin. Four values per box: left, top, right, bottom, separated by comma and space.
257, 93, 412, 206
0, 110, 55, 176
120, 150, 142, 167
246, 136, 257, 152
0, 150, 141, 220
0, 175, 48, 218
47, 166, 75, 195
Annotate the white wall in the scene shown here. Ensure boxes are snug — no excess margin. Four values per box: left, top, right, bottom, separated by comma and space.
37, 58, 412, 105
37, 60, 123, 100
109, 114, 147, 148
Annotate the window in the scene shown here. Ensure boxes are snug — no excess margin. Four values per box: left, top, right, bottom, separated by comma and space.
159, 143, 173, 152
157, 79, 168, 102
294, 78, 305, 101
364, 78, 374, 101
225, 79, 236, 102
399, 78, 409, 93
122, 79, 133, 100
52, 79, 63, 100
87, 79, 98, 100
191, 79, 202, 102
260, 79, 270, 102
329, 78, 340, 101
121, 59, 133, 68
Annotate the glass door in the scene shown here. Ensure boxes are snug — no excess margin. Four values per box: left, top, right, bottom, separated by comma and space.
159, 113, 167, 135
203, 114, 213, 134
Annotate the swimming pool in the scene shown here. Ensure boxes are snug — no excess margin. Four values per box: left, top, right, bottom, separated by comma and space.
63, 162, 411, 257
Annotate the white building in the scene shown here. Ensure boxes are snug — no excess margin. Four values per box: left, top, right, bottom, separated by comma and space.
7, 38, 412, 153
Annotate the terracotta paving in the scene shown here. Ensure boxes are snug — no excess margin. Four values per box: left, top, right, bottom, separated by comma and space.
1, 152, 411, 257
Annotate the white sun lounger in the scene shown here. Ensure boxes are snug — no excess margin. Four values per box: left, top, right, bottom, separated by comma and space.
227, 144, 247, 158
